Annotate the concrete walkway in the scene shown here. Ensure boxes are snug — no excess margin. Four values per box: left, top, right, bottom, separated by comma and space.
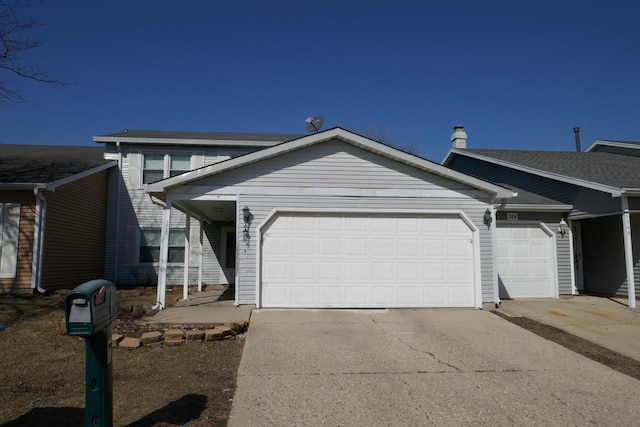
496, 296, 640, 362
146, 287, 254, 325
229, 309, 640, 426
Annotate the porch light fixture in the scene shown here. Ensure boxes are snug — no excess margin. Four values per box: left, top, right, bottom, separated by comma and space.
242, 206, 251, 225
242, 206, 251, 249
483, 209, 493, 227
558, 218, 568, 236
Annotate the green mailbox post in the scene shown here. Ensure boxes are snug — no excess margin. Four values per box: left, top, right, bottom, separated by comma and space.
65, 280, 117, 427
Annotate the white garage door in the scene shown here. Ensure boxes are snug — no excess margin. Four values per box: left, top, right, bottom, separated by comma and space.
497, 224, 555, 299
260, 213, 476, 308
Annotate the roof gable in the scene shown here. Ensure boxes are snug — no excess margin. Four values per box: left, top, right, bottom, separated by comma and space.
146, 128, 513, 198
585, 140, 640, 156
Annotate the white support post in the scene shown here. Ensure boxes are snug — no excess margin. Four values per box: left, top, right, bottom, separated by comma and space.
156, 202, 172, 309
621, 197, 636, 308
198, 219, 204, 292
490, 206, 500, 307
183, 215, 191, 301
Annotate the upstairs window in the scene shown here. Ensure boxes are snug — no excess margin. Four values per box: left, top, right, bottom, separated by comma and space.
170, 155, 191, 177
142, 153, 191, 184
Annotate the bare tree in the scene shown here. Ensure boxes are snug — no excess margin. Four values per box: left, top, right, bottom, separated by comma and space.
0, 1, 65, 102
361, 124, 420, 155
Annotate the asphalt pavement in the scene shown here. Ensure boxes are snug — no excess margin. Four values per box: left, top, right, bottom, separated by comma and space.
229, 308, 640, 426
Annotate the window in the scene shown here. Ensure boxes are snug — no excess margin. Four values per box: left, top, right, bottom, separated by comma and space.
170, 155, 191, 177
142, 153, 191, 184
139, 229, 185, 264
0, 203, 21, 279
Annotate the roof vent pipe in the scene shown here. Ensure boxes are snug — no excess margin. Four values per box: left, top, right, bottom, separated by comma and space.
451, 125, 468, 149
573, 126, 581, 152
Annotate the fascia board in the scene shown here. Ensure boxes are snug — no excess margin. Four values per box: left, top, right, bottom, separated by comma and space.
499, 204, 573, 212
621, 188, 640, 196
585, 140, 640, 153
93, 135, 282, 147
46, 161, 117, 192
0, 183, 42, 190
448, 149, 623, 196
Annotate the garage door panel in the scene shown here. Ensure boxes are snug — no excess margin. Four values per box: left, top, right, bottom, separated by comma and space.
497, 224, 554, 299
261, 213, 476, 308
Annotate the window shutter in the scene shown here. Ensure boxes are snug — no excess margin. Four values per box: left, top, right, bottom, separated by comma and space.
189, 224, 201, 267
128, 152, 141, 188
125, 225, 138, 266
0, 204, 21, 279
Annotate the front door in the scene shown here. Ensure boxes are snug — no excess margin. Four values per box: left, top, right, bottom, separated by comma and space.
220, 226, 236, 285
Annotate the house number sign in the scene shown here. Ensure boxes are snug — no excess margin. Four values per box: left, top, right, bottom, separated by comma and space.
506, 212, 519, 221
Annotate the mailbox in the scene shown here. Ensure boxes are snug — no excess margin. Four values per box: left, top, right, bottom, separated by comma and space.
64, 279, 117, 427
65, 279, 116, 337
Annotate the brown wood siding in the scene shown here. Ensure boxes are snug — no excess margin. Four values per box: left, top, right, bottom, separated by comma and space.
0, 203, 35, 292
41, 171, 109, 289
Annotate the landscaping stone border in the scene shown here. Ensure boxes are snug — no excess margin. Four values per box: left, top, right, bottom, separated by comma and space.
111, 320, 248, 349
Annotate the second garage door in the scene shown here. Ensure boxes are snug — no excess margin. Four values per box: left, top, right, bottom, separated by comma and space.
260, 213, 476, 308
496, 223, 555, 299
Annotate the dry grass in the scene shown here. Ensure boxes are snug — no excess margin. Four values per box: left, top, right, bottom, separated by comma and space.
0, 289, 244, 427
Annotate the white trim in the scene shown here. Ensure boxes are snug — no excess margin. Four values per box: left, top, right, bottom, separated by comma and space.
155, 202, 172, 310
567, 223, 577, 295
183, 215, 191, 301
445, 149, 624, 196
585, 140, 640, 153
499, 204, 573, 212
198, 219, 204, 292
234, 197, 240, 306
31, 190, 46, 291
255, 208, 482, 309
94, 136, 284, 147
174, 186, 482, 199
621, 197, 636, 308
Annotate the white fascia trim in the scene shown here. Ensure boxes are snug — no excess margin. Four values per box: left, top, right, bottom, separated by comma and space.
93, 135, 281, 147
146, 128, 513, 198
46, 161, 117, 192
585, 140, 640, 153
621, 188, 640, 196
447, 149, 623, 196
499, 204, 573, 212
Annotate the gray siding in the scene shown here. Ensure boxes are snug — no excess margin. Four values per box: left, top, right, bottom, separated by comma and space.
196, 140, 478, 193
448, 156, 620, 216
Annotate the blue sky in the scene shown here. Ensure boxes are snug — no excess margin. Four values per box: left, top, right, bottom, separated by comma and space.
2, 1, 639, 162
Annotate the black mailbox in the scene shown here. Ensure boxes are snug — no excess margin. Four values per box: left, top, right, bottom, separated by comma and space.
65, 279, 117, 337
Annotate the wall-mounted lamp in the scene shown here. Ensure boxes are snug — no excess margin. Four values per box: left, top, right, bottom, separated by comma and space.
483, 209, 493, 228
557, 218, 568, 236
242, 206, 251, 225
242, 206, 251, 248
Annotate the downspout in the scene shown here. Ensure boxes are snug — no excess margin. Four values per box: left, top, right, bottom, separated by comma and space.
32, 187, 48, 293
621, 196, 636, 308
112, 141, 123, 283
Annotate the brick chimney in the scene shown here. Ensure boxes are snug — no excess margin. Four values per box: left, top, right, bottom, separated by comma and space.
450, 125, 467, 149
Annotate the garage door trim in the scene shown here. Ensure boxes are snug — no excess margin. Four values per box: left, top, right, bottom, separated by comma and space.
256, 208, 482, 309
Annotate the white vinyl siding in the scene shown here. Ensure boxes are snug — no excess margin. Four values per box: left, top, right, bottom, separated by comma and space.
0, 203, 21, 279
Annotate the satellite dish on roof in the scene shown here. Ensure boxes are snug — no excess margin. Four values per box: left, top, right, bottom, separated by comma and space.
305, 116, 324, 133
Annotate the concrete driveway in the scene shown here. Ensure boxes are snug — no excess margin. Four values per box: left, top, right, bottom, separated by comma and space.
229, 308, 640, 426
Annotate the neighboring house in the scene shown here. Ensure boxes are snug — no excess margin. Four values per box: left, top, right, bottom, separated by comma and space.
93, 129, 304, 303
443, 128, 640, 307
0, 145, 115, 292
143, 127, 514, 309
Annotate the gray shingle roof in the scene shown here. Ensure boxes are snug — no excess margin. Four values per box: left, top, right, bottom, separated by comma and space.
0, 144, 111, 185
99, 129, 305, 142
466, 149, 640, 189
